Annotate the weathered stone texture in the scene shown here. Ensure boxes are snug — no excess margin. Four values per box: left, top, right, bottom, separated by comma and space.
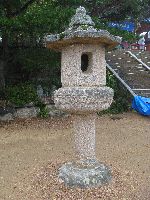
46, 6, 121, 50
14, 107, 40, 118
46, 104, 70, 117
59, 161, 111, 188
46, 6, 121, 188
69, 6, 95, 28
54, 87, 113, 114
73, 114, 96, 160
61, 44, 106, 87
0, 113, 14, 121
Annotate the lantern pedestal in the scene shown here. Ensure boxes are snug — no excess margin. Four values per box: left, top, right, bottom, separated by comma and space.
59, 114, 111, 188
59, 161, 111, 188
54, 87, 113, 187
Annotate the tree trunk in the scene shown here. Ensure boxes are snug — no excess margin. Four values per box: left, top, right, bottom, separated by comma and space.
0, 33, 9, 90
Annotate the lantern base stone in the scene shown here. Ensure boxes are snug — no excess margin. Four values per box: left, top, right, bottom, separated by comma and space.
59, 160, 111, 188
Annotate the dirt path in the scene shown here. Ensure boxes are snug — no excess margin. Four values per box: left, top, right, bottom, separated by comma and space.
0, 112, 150, 200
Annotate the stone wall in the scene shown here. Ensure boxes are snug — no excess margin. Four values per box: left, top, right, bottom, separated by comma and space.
0, 104, 69, 121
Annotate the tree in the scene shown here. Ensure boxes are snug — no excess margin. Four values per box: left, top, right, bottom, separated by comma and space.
82, 0, 150, 22
0, 0, 38, 89
0, 0, 150, 90
0, 0, 79, 89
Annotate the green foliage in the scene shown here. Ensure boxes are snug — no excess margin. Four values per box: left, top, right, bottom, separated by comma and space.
36, 100, 49, 118
5, 82, 49, 118
0, 0, 149, 110
38, 106, 49, 118
6, 82, 38, 107
0, 0, 76, 39
6, 48, 61, 91
85, 0, 150, 22
98, 70, 132, 115
95, 21, 138, 43
108, 71, 131, 114
16, 48, 60, 71
1, 0, 149, 42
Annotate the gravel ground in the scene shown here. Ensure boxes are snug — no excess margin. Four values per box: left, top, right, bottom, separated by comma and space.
0, 112, 150, 200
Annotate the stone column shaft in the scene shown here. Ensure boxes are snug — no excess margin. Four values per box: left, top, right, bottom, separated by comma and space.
73, 114, 96, 161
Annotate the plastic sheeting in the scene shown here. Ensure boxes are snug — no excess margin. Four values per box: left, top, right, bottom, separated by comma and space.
132, 96, 150, 116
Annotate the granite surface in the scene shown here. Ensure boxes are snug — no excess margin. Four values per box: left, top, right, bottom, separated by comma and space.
54, 87, 114, 114
59, 161, 112, 188
61, 44, 106, 87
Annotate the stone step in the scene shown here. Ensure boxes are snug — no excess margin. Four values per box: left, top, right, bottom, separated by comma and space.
106, 49, 150, 96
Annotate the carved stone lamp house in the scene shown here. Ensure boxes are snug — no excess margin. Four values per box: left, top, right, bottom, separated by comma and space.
46, 7, 121, 188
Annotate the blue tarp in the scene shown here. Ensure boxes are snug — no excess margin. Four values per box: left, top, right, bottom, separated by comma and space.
132, 96, 150, 116
108, 21, 135, 32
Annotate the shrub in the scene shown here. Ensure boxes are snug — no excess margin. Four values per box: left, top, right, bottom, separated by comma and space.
38, 106, 49, 118
35, 100, 49, 118
6, 83, 38, 107
98, 70, 132, 115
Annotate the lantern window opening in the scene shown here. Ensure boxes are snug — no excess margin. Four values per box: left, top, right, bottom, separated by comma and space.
81, 52, 93, 74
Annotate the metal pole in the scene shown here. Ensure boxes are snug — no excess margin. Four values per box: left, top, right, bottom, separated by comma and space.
106, 63, 136, 97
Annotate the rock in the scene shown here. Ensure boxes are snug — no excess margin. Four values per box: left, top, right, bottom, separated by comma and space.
0, 113, 14, 121
45, 104, 56, 110
0, 106, 15, 121
37, 85, 44, 97
14, 107, 40, 118
59, 160, 111, 188
48, 109, 64, 117
69, 6, 95, 28
0, 106, 15, 115
46, 104, 70, 117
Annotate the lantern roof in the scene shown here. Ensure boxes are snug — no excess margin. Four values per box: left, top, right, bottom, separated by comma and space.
46, 6, 122, 50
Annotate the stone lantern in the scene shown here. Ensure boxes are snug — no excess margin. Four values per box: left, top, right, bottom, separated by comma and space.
46, 7, 121, 188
